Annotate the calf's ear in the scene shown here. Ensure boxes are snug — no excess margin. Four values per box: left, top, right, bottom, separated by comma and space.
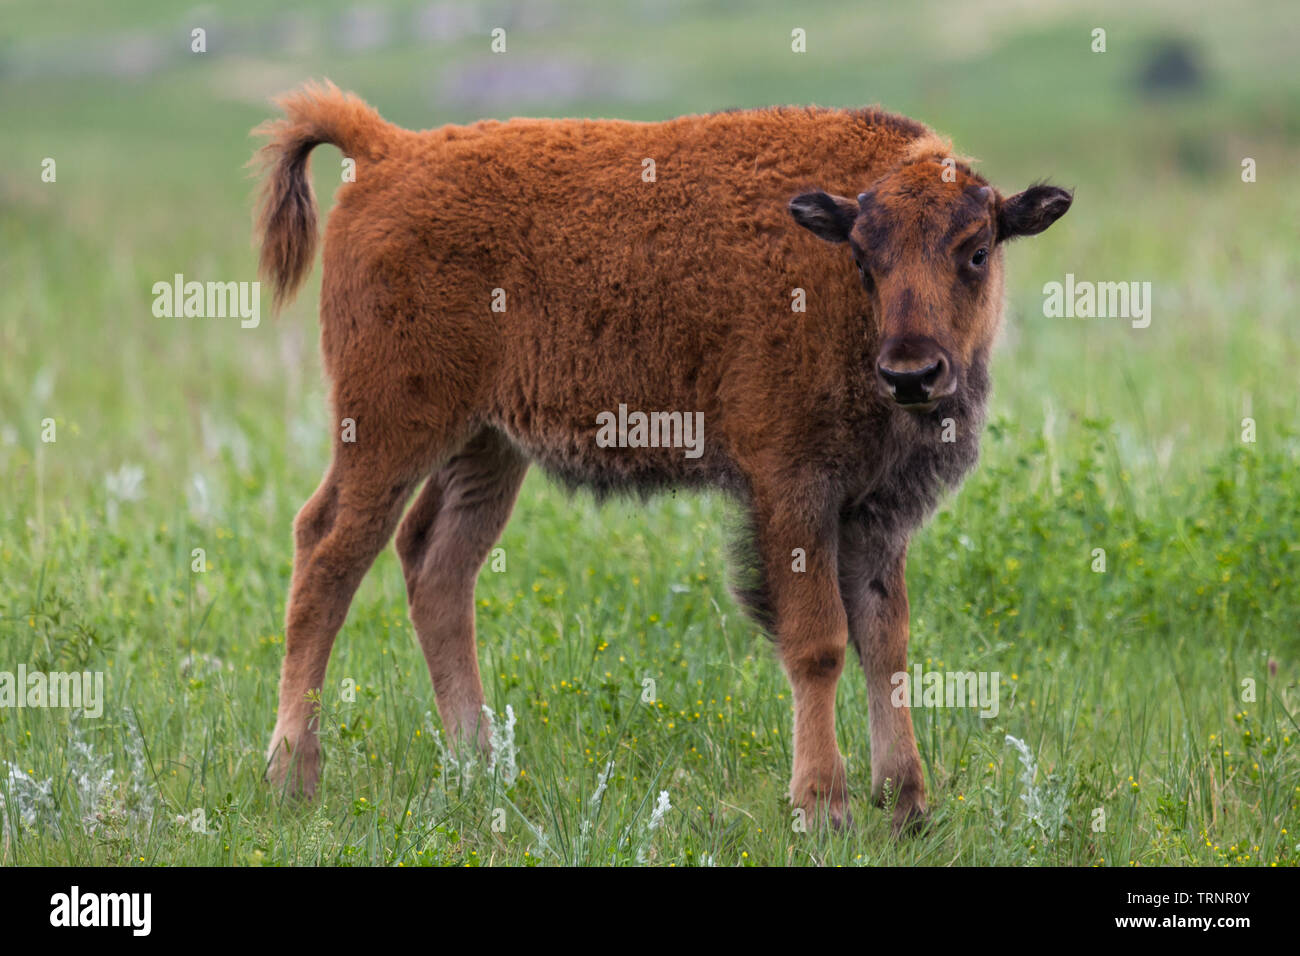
789, 191, 858, 243
997, 184, 1073, 242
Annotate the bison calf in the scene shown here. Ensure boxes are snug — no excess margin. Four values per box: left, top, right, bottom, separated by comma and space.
254, 81, 1071, 833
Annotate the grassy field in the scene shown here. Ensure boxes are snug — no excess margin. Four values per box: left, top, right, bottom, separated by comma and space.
1, 0, 1298, 866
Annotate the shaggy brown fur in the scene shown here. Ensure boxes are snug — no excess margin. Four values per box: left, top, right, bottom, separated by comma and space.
253, 80, 1071, 833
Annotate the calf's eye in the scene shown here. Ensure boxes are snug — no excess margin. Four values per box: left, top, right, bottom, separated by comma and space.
970, 247, 989, 267
857, 261, 874, 291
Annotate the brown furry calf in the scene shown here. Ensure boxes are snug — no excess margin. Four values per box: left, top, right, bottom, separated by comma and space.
254, 81, 1070, 833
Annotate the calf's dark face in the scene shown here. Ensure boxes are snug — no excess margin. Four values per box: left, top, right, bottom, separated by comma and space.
790, 159, 1072, 412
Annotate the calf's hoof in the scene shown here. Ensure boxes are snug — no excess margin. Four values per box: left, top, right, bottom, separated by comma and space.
265, 734, 321, 800
791, 769, 852, 832
891, 796, 929, 837
873, 776, 928, 837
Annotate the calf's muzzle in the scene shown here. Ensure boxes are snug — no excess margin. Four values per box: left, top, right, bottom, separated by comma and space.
876, 335, 955, 409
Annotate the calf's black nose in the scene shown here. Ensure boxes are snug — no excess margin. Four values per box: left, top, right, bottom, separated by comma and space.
878, 358, 946, 405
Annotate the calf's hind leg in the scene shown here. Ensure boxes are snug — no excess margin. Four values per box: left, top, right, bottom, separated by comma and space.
395, 428, 528, 757
267, 438, 433, 798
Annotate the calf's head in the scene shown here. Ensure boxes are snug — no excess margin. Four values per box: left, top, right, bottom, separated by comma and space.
790, 157, 1071, 412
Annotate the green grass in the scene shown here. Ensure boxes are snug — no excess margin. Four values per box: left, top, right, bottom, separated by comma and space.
1, 0, 1298, 866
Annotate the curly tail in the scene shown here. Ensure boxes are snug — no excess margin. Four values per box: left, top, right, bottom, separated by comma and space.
251, 80, 394, 312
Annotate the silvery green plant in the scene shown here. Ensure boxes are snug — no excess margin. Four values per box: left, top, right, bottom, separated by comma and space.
423, 703, 519, 790
2, 711, 160, 840
635, 790, 672, 864
1005, 734, 1068, 842
1, 760, 57, 837
70, 710, 158, 833
483, 704, 518, 785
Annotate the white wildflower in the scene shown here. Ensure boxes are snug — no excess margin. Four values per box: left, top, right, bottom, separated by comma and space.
636, 790, 672, 864
648, 790, 671, 831
104, 463, 144, 522
187, 473, 212, 520
179, 652, 224, 677
590, 759, 614, 808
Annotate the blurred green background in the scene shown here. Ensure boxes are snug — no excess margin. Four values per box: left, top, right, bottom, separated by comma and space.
1, 1, 1297, 866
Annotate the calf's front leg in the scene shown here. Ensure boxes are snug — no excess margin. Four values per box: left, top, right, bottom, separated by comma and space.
841, 534, 927, 834
754, 499, 851, 829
